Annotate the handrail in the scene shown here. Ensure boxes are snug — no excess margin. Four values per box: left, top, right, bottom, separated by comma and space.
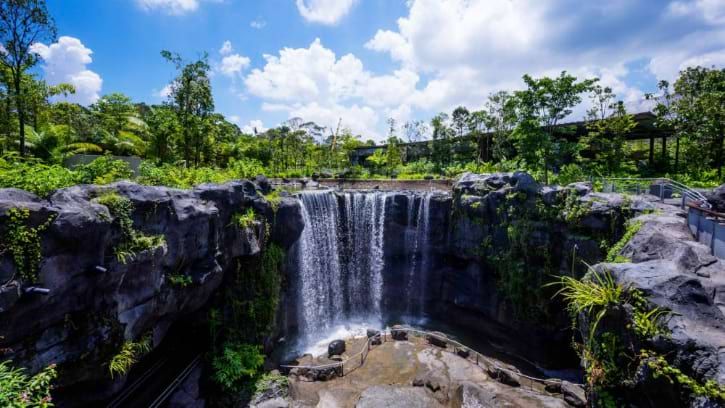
687, 202, 725, 221
280, 327, 583, 388
600, 177, 711, 209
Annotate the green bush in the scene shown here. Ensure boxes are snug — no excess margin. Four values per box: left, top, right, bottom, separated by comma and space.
212, 342, 265, 392
74, 156, 133, 185
0, 361, 56, 408
1, 208, 55, 283
0, 156, 76, 197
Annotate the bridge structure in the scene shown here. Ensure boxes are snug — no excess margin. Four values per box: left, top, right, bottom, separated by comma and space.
350, 112, 670, 167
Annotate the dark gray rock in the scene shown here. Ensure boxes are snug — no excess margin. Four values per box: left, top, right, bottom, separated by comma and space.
328, 339, 346, 357
0, 180, 305, 401
426, 331, 448, 348
255, 175, 272, 194
391, 325, 408, 341
566, 181, 592, 196
486, 365, 521, 387
560, 381, 586, 407
707, 184, 725, 212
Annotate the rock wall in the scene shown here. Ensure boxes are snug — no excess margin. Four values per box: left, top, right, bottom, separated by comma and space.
0, 180, 303, 403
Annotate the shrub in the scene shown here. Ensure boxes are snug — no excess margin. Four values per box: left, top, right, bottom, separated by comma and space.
231, 208, 257, 229
212, 342, 265, 392
74, 156, 133, 185
0, 157, 76, 197
0, 361, 56, 408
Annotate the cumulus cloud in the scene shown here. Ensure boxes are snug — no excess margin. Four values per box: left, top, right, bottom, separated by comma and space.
31, 36, 102, 105
363, 0, 725, 118
135, 0, 199, 15
295, 0, 358, 25
154, 84, 173, 98
241, 119, 267, 135
244, 38, 421, 139
220, 54, 251, 77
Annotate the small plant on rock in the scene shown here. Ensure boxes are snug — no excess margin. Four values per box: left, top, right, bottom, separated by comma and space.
0, 360, 56, 408
108, 335, 152, 378
95, 192, 165, 263
1, 208, 55, 283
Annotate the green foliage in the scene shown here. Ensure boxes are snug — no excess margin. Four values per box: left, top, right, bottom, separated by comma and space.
0, 361, 57, 408
1, 208, 54, 283
561, 192, 591, 225
641, 350, 725, 401
74, 156, 133, 185
548, 269, 624, 345
254, 372, 288, 396
211, 342, 264, 392
108, 335, 152, 378
0, 156, 77, 196
166, 274, 192, 287
231, 208, 257, 229
605, 221, 642, 263
95, 192, 164, 263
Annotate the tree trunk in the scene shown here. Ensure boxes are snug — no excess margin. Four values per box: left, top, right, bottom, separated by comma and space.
674, 137, 680, 175
649, 136, 654, 167
14, 75, 26, 156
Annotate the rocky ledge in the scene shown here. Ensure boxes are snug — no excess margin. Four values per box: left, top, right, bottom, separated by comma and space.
275, 332, 583, 408
0, 179, 304, 401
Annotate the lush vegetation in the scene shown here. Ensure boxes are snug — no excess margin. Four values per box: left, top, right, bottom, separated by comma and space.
550, 269, 725, 405
0, 1, 722, 192
0, 361, 56, 408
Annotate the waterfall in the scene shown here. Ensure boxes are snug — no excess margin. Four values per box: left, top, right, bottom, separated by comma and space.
405, 192, 433, 316
294, 190, 388, 346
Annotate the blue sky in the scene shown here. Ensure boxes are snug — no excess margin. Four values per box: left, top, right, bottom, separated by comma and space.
40, 0, 725, 140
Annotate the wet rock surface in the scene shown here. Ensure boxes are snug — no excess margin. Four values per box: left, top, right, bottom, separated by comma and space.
288, 335, 573, 408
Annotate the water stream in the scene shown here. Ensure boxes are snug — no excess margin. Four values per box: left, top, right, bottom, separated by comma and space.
292, 189, 434, 355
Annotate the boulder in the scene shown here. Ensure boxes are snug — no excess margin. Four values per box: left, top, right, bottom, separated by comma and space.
391, 325, 408, 341
254, 175, 272, 194
560, 381, 586, 407
486, 365, 521, 387
328, 340, 346, 357
566, 181, 592, 196
426, 331, 448, 348
366, 329, 382, 345
707, 184, 725, 212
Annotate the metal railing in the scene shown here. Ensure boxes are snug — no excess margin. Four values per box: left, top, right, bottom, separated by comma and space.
600, 177, 711, 209
280, 327, 582, 389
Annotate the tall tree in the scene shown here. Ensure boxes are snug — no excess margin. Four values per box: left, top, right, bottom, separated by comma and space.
485, 91, 517, 162
0, 0, 56, 156
582, 85, 635, 175
161, 50, 214, 166
513, 71, 596, 183
673, 66, 725, 179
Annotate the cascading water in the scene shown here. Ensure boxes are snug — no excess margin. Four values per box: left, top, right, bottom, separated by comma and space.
291, 189, 438, 355
293, 190, 388, 352
405, 193, 432, 317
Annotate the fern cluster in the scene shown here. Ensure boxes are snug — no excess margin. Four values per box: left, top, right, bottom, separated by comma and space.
0, 361, 57, 408
108, 336, 152, 378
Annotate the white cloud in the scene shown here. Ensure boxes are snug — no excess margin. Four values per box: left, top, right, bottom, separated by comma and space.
31, 36, 102, 105
241, 119, 267, 135
668, 0, 725, 24
219, 40, 233, 56
220, 54, 251, 77
250, 19, 267, 29
135, 0, 199, 15
154, 83, 173, 98
295, 0, 358, 25
244, 38, 421, 140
